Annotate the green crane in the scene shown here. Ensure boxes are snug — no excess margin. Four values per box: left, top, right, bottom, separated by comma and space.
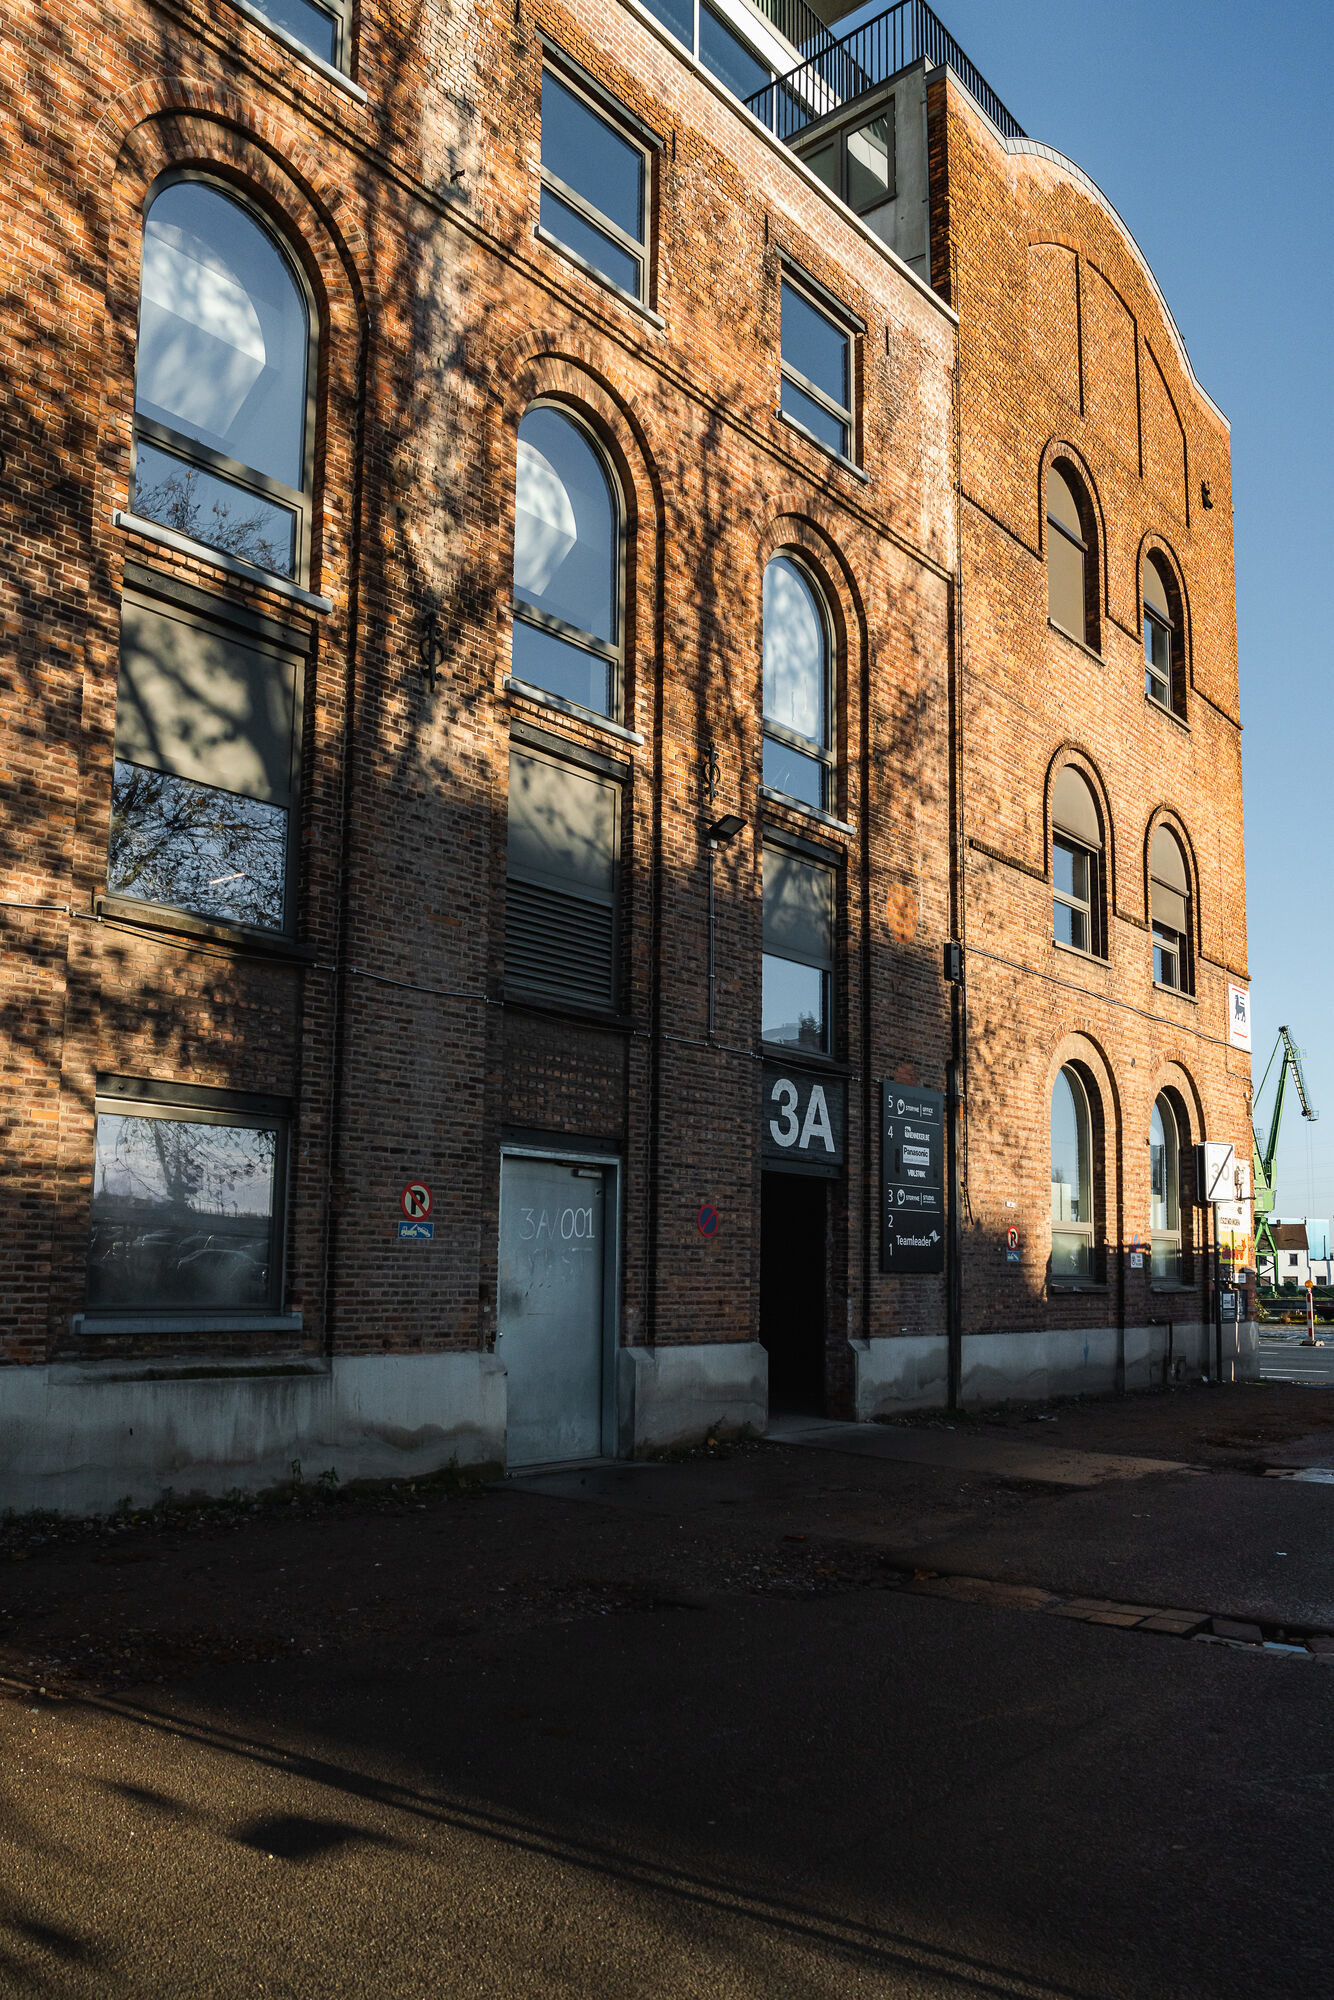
1252, 1026, 1318, 1272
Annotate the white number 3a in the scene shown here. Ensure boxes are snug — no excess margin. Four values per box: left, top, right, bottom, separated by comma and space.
769, 1077, 800, 1148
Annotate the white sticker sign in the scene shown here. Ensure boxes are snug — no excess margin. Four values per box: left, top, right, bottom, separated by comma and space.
1227, 984, 1251, 1052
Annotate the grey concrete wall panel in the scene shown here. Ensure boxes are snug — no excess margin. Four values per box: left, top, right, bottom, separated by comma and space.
0, 1353, 506, 1516
617, 1342, 768, 1454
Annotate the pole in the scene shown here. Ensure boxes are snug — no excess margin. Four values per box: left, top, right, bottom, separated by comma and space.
1213, 1202, 1223, 1384
706, 838, 717, 1041
1305, 1279, 1316, 1345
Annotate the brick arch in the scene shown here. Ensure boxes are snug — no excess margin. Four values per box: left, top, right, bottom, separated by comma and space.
488, 350, 664, 737
1142, 806, 1200, 944
1147, 1057, 1205, 1141
92, 80, 373, 284
1039, 438, 1107, 640
1046, 1030, 1121, 1268
1043, 743, 1116, 881
98, 113, 367, 609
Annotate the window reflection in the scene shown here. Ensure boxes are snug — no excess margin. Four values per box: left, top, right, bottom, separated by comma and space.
109, 760, 288, 930
1051, 1065, 1093, 1277
512, 406, 620, 715
89, 1113, 279, 1311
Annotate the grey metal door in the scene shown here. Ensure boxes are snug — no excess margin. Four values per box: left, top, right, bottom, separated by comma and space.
499, 1155, 608, 1468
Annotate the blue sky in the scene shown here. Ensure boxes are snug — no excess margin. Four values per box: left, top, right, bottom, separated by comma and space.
838, 0, 1334, 1222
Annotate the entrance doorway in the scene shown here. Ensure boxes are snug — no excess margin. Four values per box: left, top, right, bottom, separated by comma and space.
760, 1170, 828, 1413
498, 1153, 614, 1468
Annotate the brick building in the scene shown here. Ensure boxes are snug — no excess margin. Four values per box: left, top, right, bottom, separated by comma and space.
0, 0, 1252, 1511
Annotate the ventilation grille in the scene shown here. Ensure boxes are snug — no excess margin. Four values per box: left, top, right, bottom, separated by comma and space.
506, 877, 615, 1010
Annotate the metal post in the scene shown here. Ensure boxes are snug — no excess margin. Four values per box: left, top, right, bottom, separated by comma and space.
1213, 1203, 1223, 1384
706, 838, 717, 1041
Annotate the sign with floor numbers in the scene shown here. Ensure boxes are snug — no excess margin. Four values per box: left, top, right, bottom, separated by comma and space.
881, 1083, 945, 1274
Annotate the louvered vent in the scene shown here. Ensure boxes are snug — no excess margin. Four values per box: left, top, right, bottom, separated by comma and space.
506, 877, 615, 1010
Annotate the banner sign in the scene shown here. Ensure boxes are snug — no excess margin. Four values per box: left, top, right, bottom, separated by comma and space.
881, 1082, 945, 1274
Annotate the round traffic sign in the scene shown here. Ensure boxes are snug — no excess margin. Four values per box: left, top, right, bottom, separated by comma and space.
401, 1181, 433, 1220
1006, 1226, 1019, 1251
697, 1202, 719, 1238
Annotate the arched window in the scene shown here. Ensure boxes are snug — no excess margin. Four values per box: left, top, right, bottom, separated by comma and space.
1051, 767, 1102, 957
1051, 1065, 1093, 1278
1143, 554, 1183, 715
132, 179, 312, 582
1149, 826, 1191, 990
1047, 464, 1095, 649
512, 405, 621, 719
762, 556, 832, 811
1150, 1094, 1182, 1283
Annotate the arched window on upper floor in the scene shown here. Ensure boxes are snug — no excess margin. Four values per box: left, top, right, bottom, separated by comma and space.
512, 404, 622, 721
1052, 767, 1104, 959
1149, 825, 1191, 992
1051, 1065, 1095, 1280
1046, 463, 1097, 651
132, 178, 314, 584
1143, 553, 1185, 717
762, 555, 833, 813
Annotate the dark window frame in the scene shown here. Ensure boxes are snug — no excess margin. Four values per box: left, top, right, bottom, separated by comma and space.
800, 101, 897, 219
504, 732, 623, 1016
778, 270, 857, 466
1046, 460, 1099, 652
761, 552, 836, 814
510, 400, 628, 725
538, 63, 653, 307
1052, 832, 1099, 957
107, 581, 307, 940
761, 829, 839, 1061
1149, 823, 1193, 995
131, 169, 320, 589
1143, 551, 1186, 719
89, 1075, 291, 1319
1050, 1061, 1098, 1284
229, 0, 353, 76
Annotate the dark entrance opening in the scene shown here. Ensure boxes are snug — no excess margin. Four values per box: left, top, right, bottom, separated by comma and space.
760, 1170, 827, 1413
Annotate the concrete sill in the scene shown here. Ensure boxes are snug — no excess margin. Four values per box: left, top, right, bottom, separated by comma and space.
97, 894, 316, 961
112, 511, 334, 612
70, 1314, 305, 1340
775, 408, 870, 483
760, 788, 856, 836
532, 225, 666, 329
1048, 1283, 1109, 1295
52, 1352, 327, 1386
1052, 939, 1109, 969
504, 676, 644, 746
227, 0, 369, 102
1145, 693, 1190, 732
1153, 981, 1197, 1003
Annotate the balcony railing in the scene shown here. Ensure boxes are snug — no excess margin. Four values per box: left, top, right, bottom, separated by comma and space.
753, 0, 839, 59
743, 0, 1025, 144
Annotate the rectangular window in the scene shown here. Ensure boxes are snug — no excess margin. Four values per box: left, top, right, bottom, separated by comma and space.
507, 745, 618, 1010
1151, 879, 1188, 990
108, 593, 302, 934
235, 0, 345, 68
89, 1080, 287, 1315
132, 439, 299, 581
1052, 836, 1095, 954
1144, 611, 1172, 707
698, 3, 770, 99
762, 842, 834, 1055
540, 70, 648, 303
780, 278, 854, 461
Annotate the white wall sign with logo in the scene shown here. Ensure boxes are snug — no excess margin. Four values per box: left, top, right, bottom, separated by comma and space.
1227, 984, 1252, 1052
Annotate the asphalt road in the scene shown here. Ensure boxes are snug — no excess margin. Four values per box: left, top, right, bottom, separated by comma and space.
4, 1382, 1334, 1998
1257, 1334, 1334, 1384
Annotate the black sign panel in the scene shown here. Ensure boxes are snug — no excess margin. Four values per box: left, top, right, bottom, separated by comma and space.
762, 1065, 846, 1173
881, 1081, 945, 1273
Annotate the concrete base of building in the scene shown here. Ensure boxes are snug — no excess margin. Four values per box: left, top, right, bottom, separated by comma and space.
852, 1320, 1260, 1419
618, 1341, 768, 1456
0, 1352, 506, 1518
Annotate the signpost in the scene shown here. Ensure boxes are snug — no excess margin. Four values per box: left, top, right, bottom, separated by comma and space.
881, 1083, 945, 1274
1194, 1143, 1254, 1379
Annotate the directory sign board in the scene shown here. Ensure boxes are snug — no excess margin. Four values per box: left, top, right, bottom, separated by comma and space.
881, 1082, 945, 1274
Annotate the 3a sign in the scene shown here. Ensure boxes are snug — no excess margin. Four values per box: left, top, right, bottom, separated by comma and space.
762, 1066, 845, 1171
881, 1082, 945, 1274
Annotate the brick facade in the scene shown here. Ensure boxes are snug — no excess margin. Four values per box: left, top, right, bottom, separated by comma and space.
0, 1, 1249, 1505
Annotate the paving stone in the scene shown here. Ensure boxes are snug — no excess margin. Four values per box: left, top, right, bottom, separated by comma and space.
1138, 1614, 1208, 1636
1081, 1611, 1145, 1628
1211, 1617, 1264, 1643
906, 1575, 1056, 1611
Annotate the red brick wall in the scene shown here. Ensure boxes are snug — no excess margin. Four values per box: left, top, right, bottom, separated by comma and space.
929, 76, 1251, 1337
0, 0, 958, 1398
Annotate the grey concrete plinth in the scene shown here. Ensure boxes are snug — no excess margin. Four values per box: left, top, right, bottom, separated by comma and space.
0, 1352, 506, 1516
618, 1341, 767, 1454
852, 1335, 948, 1419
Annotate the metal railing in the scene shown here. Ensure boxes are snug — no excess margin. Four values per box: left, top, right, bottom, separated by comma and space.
743, 0, 1025, 144
752, 0, 838, 59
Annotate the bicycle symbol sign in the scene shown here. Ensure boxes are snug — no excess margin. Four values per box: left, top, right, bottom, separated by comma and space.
400, 1182, 433, 1221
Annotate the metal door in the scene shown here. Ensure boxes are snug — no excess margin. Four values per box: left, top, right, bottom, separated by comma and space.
499, 1154, 609, 1468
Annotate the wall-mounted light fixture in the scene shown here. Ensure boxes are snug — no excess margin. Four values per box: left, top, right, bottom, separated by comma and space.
706, 812, 746, 845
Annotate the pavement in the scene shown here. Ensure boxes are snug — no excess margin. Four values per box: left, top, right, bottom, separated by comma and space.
5, 1377, 1334, 1996
1256, 1330, 1334, 1383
